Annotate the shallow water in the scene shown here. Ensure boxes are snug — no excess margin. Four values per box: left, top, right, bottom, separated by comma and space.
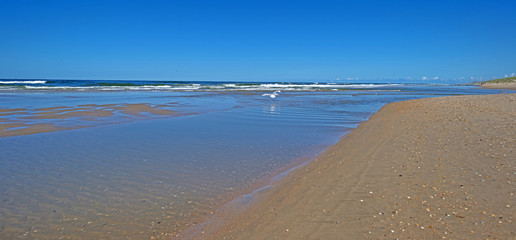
0, 83, 507, 239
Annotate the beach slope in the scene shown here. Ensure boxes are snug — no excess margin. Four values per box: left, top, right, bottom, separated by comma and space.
480, 76, 516, 90
208, 94, 515, 239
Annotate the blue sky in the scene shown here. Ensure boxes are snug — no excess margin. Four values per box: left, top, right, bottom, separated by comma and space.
1, 0, 515, 82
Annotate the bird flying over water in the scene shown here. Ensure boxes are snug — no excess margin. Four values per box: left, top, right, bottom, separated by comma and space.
261, 90, 281, 99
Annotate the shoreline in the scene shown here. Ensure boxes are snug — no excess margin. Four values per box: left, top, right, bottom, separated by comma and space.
196, 93, 515, 239
174, 132, 351, 238
176, 142, 341, 239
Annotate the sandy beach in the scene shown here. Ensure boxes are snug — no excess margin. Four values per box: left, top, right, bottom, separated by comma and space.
193, 93, 515, 240
2, 0, 515, 238
481, 82, 516, 90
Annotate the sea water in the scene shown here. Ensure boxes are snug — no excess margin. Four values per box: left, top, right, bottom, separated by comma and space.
0, 80, 509, 239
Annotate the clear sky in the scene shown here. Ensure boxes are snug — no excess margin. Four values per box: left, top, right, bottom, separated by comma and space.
1, 0, 515, 82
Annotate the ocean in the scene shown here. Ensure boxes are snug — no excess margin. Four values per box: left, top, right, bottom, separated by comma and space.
0, 79, 509, 239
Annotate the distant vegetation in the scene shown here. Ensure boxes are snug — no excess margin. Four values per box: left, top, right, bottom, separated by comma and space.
485, 76, 516, 83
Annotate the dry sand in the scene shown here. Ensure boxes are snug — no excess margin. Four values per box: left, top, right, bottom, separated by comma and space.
192, 93, 515, 240
481, 82, 516, 90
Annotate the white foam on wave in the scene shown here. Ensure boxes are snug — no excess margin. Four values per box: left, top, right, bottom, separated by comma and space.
0, 80, 46, 84
207, 85, 225, 89
125, 85, 173, 90
253, 83, 398, 90
22, 84, 203, 91
24, 86, 94, 90
261, 83, 399, 88
14, 82, 403, 92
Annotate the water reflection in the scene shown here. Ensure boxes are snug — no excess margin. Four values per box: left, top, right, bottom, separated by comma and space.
263, 103, 280, 115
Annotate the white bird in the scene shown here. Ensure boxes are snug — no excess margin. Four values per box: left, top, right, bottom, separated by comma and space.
261, 90, 281, 99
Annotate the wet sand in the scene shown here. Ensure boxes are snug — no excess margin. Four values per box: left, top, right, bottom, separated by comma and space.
198, 93, 515, 239
0, 103, 181, 137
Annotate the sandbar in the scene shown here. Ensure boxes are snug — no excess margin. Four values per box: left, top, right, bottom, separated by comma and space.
0, 103, 182, 137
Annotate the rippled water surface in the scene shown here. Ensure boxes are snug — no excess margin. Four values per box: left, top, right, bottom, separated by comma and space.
0, 82, 507, 239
